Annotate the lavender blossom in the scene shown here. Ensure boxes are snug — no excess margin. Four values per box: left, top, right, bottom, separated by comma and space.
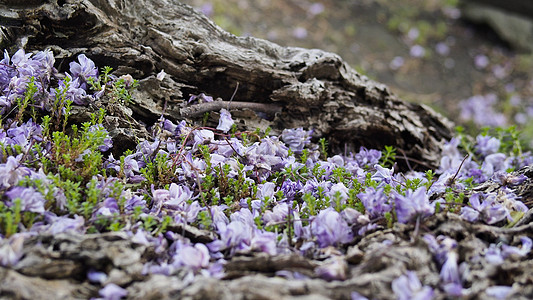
0, 233, 25, 267
188, 93, 213, 103
371, 165, 395, 187
172, 243, 210, 271
440, 252, 463, 297
460, 193, 509, 224
391, 271, 434, 300
355, 147, 381, 167
357, 187, 391, 218
5, 186, 46, 214
263, 202, 289, 226
280, 179, 303, 201
475, 135, 500, 157
43, 213, 85, 235
311, 208, 353, 247
216, 108, 234, 133
502, 236, 532, 257
281, 128, 312, 152
98, 283, 128, 300
315, 256, 347, 281
485, 286, 513, 299
492, 171, 527, 186
69, 54, 98, 89
393, 187, 434, 224
459, 94, 506, 127
87, 269, 108, 284
0, 155, 31, 188
94, 197, 119, 217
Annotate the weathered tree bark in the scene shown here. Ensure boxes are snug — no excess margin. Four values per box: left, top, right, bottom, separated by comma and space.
0, 0, 453, 169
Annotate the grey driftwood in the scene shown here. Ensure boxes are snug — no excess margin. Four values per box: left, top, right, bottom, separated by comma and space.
0, 0, 453, 170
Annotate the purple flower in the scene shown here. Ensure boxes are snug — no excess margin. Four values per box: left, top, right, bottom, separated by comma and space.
459, 94, 506, 127
0, 155, 31, 188
481, 153, 509, 176
263, 202, 290, 226
0, 233, 25, 267
94, 197, 119, 216
207, 220, 253, 254
492, 171, 527, 186
172, 243, 210, 271
460, 193, 509, 224
315, 256, 347, 281
87, 269, 108, 284
355, 147, 381, 167
5, 186, 46, 214
440, 252, 463, 297
485, 286, 513, 299
69, 54, 98, 86
188, 93, 213, 103
43, 213, 85, 234
98, 283, 128, 300
475, 135, 500, 157
357, 187, 391, 218
327, 182, 349, 208
280, 179, 303, 201
250, 231, 277, 255
502, 236, 532, 257
256, 182, 277, 201
393, 187, 434, 224
371, 165, 395, 187
423, 234, 457, 265
216, 108, 234, 133
391, 271, 434, 300
281, 128, 312, 152
311, 208, 353, 247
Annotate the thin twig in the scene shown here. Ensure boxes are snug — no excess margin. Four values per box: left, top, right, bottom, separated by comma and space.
180, 101, 282, 118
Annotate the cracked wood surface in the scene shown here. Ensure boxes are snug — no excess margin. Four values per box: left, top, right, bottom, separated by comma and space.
1, 0, 453, 169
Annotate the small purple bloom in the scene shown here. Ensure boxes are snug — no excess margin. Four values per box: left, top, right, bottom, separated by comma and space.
0, 155, 31, 188
98, 283, 128, 300
87, 269, 108, 284
94, 197, 119, 216
391, 271, 434, 300
394, 187, 434, 224
188, 93, 213, 103
69, 54, 98, 86
492, 171, 527, 186
311, 208, 353, 247
216, 108, 234, 133
502, 236, 532, 257
371, 165, 395, 187
6, 186, 46, 214
355, 147, 381, 167
440, 252, 462, 296
485, 286, 513, 299
357, 187, 391, 218
475, 135, 500, 157
280, 179, 303, 201
173, 243, 210, 271
460, 193, 509, 224
281, 128, 312, 153
315, 256, 347, 281
44, 213, 85, 234
0, 233, 25, 267
263, 202, 289, 226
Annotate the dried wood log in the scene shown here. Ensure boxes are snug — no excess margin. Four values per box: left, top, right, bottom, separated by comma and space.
0, 0, 453, 169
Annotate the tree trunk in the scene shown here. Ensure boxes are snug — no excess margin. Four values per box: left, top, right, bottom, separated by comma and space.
0, 0, 453, 169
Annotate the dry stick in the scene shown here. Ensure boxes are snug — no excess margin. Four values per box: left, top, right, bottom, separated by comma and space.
180, 101, 282, 118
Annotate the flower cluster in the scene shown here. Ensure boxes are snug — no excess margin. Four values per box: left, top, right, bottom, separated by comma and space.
0, 49, 531, 299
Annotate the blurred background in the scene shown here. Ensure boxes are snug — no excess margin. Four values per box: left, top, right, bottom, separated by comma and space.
181, 0, 533, 145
